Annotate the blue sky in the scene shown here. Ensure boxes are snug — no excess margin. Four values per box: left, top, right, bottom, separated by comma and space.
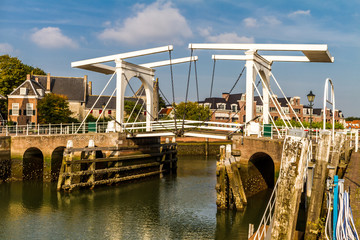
1, 0, 359, 117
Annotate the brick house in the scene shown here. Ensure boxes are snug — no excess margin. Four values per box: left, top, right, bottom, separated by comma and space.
8, 73, 90, 125
198, 92, 345, 125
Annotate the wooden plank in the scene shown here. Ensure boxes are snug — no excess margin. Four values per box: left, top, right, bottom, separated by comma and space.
62, 170, 163, 190
62, 162, 161, 176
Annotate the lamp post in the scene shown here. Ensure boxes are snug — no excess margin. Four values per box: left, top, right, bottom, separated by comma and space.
307, 91, 315, 139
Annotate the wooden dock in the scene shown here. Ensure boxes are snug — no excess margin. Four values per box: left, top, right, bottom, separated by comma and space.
57, 142, 177, 191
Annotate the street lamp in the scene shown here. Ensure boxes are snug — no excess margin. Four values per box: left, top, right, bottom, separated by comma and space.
307, 91, 315, 138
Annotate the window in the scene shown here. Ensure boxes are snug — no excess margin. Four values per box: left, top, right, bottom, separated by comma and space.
303, 109, 307, 115
12, 103, 19, 116
20, 88, 28, 95
108, 110, 112, 114
294, 109, 300, 114
256, 106, 262, 113
26, 103, 33, 116
270, 107, 277, 112
231, 104, 237, 112
217, 103, 226, 110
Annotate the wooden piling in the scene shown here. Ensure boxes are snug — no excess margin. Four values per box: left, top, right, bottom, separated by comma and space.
270, 134, 309, 240
304, 131, 331, 240
216, 144, 247, 210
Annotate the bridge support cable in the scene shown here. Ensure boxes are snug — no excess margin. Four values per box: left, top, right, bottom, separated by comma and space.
270, 72, 305, 129
75, 71, 116, 134
132, 101, 145, 128
121, 73, 174, 133
181, 48, 194, 133
125, 87, 145, 124
251, 75, 281, 137
184, 65, 247, 134
168, 50, 177, 133
209, 59, 216, 98
96, 88, 117, 124
254, 64, 292, 130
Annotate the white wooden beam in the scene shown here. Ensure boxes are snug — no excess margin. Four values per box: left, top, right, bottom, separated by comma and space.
140, 56, 198, 68
72, 45, 173, 68
213, 55, 311, 62
189, 43, 334, 62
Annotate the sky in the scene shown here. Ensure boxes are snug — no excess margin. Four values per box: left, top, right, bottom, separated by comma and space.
1, 0, 359, 117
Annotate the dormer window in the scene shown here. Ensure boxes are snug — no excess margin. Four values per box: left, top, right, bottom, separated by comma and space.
231, 104, 237, 112
217, 103, 226, 110
20, 88, 28, 95
36, 89, 44, 96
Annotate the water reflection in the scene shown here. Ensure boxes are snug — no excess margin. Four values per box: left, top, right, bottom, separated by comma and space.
0, 155, 271, 240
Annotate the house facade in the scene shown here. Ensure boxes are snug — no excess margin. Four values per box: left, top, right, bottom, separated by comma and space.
198, 92, 345, 125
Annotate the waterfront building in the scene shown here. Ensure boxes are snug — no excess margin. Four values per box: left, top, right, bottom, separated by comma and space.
198, 92, 345, 125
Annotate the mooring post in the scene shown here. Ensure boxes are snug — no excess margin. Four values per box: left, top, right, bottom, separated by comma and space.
88, 140, 96, 188
355, 130, 359, 152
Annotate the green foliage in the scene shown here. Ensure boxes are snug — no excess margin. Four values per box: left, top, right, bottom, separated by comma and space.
124, 100, 142, 122
274, 119, 344, 129
37, 93, 74, 124
0, 55, 46, 118
159, 96, 166, 109
345, 116, 360, 121
174, 102, 210, 121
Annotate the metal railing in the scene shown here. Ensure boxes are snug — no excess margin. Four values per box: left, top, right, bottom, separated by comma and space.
252, 179, 279, 240
0, 122, 109, 136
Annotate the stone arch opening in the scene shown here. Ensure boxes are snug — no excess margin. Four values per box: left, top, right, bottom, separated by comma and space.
51, 146, 66, 182
249, 152, 274, 188
23, 147, 44, 181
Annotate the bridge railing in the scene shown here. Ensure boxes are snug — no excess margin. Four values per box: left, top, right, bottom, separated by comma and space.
0, 122, 110, 136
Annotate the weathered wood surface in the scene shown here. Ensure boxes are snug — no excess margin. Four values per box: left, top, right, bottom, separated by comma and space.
270, 135, 309, 240
216, 144, 247, 211
304, 132, 331, 240
57, 143, 177, 191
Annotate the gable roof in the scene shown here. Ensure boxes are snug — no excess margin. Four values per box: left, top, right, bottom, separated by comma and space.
9, 80, 45, 97
34, 75, 85, 102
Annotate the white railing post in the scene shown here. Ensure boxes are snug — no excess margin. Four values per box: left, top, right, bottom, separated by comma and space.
6, 125, 8, 136
15, 124, 17, 136
72, 122, 74, 134
26, 124, 29, 135
49, 123, 51, 135
83, 123, 85, 134
60, 123, 62, 134
38, 124, 40, 135
355, 130, 359, 152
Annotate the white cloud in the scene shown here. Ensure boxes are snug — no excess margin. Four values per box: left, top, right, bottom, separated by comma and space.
199, 28, 254, 43
263, 16, 281, 25
288, 10, 311, 17
31, 27, 77, 49
243, 17, 258, 28
0, 43, 14, 54
99, 1, 192, 45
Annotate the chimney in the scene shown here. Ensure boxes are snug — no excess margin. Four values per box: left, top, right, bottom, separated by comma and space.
84, 75, 88, 101
46, 73, 51, 93
222, 92, 230, 101
35, 77, 39, 83
88, 80, 92, 96
26, 74, 31, 80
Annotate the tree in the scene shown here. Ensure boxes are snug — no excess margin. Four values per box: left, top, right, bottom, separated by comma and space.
174, 102, 210, 121
345, 116, 360, 121
124, 100, 142, 122
0, 55, 46, 117
37, 93, 74, 124
159, 96, 166, 109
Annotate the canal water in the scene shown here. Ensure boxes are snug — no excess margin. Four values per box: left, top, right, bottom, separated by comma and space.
0, 155, 271, 240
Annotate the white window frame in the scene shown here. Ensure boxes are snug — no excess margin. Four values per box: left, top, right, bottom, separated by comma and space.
26, 103, 33, 116
217, 103, 226, 110
231, 104, 237, 112
12, 103, 19, 116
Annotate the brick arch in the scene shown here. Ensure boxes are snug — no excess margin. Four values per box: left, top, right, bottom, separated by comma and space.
23, 147, 44, 180
249, 152, 274, 188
